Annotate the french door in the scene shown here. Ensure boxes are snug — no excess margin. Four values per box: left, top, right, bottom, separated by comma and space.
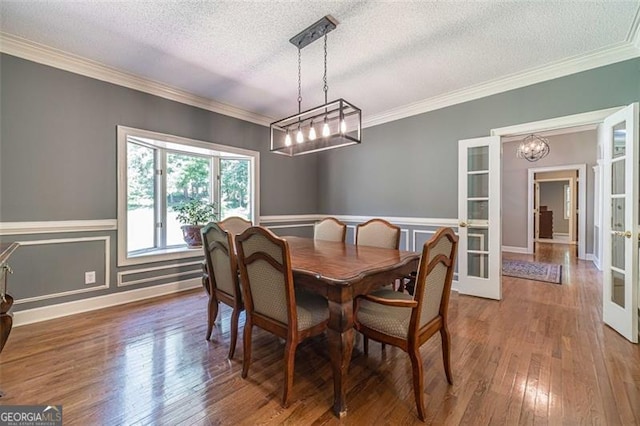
602, 103, 639, 343
457, 136, 502, 300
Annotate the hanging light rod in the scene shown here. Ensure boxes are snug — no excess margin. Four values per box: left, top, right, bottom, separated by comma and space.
289, 15, 338, 49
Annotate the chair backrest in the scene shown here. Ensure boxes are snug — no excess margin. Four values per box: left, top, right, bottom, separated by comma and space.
201, 222, 240, 298
218, 216, 252, 235
411, 227, 458, 329
355, 218, 400, 249
314, 217, 347, 242
236, 227, 296, 329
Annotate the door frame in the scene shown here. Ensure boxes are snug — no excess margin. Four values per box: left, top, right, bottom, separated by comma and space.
527, 164, 586, 259
491, 106, 624, 261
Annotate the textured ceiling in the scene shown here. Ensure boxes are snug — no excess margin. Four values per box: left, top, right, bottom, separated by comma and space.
1, 1, 639, 124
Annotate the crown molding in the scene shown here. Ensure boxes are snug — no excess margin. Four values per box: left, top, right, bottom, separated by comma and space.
363, 41, 640, 129
629, 5, 640, 50
0, 33, 273, 127
2, 31, 638, 131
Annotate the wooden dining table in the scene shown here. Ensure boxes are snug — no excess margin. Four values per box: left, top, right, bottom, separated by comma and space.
283, 236, 420, 418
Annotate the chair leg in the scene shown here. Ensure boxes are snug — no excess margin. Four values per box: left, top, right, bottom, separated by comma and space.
440, 326, 453, 385
241, 322, 252, 379
408, 346, 426, 422
363, 335, 369, 355
282, 339, 298, 407
228, 307, 241, 359
206, 298, 218, 340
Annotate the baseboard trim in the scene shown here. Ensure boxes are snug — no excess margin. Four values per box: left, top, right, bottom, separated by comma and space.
502, 246, 530, 254
12, 278, 201, 326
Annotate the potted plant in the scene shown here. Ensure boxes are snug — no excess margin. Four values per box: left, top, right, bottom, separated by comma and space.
174, 198, 218, 248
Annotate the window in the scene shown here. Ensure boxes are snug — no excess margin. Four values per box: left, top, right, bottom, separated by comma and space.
117, 126, 259, 266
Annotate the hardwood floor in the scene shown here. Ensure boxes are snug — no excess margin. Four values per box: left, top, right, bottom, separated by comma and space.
1, 243, 638, 424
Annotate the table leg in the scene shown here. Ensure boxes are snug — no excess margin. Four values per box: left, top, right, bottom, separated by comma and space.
327, 297, 354, 418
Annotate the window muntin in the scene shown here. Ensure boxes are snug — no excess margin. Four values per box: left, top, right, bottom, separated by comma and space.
117, 126, 259, 266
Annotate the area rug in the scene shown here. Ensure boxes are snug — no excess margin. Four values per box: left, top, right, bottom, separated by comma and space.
502, 259, 562, 284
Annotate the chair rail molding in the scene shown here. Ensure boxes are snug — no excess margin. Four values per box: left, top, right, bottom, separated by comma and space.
0, 219, 117, 235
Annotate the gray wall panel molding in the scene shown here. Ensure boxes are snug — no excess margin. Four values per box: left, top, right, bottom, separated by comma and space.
11, 236, 110, 304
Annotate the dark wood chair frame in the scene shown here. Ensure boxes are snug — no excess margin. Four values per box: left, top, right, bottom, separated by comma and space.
353, 227, 459, 421
236, 226, 329, 407
201, 222, 244, 359
314, 217, 347, 242
355, 218, 401, 249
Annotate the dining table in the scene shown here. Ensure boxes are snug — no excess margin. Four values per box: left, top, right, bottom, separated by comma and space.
283, 236, 420, 418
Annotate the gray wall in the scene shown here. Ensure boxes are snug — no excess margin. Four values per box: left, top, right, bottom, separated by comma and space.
317, 58, 640, 230
0, 54, 319, 220
0, 53, 318, 310
502, 131, 596, 249
539, 180, 569, 234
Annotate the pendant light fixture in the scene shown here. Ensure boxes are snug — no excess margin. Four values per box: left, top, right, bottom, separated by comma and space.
516, 134, 550, 162
270, 15, 362, 156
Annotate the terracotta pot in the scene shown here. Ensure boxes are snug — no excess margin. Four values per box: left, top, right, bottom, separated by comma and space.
181, 225, 204, 248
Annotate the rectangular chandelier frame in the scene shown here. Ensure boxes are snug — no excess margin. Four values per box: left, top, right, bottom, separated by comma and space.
270, 98, 361, 157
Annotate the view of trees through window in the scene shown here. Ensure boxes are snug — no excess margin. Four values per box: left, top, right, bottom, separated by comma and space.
127, 140, 251, 254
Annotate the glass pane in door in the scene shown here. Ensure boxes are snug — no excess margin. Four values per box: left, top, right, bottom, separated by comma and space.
612, 160, 625, 194
612, 122, 626, 158
468, 146, 488, 171
611, 269, 625, 307
468, 173, 488, 198
467, 227, 488, 278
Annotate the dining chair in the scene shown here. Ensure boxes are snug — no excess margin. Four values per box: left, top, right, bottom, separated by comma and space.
235, 226, 329, 407
201, 222, 244, 359
218, 216, 252, 236
314, 217, 347, 242
356, 218, 402, 293
355, 218, 400, 249
353, 227, 458, 421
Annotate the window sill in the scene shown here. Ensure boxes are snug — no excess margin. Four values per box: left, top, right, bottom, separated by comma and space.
118, 246, 203, 267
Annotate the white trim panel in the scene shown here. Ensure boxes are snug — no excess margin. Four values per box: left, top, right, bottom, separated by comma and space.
13, 278, 201, 326
265, 224, 315, 230
117, 260, 203, 287
0, 220, 117, 236
502, 246, 529, 254
13, 236, 111, 304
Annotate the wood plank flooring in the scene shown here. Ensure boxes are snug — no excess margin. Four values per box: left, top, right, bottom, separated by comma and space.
0, 243, 638, 425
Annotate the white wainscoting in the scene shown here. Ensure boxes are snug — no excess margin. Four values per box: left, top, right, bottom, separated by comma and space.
13, 278, 201, 326
117, 260, 203, 287
13, 236, 111, 304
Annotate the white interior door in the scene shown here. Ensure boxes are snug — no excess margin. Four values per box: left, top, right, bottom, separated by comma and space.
534, 181, 540, 240
602, 103, 639, 343
458, 136, 501, 300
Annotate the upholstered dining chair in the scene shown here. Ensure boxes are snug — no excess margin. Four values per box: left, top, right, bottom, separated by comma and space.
218, 216, 252, 236
353, 227, 458, 421
314, 217, 347, 242
201, 222, 244, 359
235, 226, 329, 407
356, 218, 402, 293
355, 218, 400, 249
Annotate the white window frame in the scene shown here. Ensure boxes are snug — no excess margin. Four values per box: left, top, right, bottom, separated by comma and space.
117, 126, 260, 266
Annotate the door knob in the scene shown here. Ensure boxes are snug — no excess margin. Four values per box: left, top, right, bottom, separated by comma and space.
459, 222, 468, 228
613, 230, 632, 239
